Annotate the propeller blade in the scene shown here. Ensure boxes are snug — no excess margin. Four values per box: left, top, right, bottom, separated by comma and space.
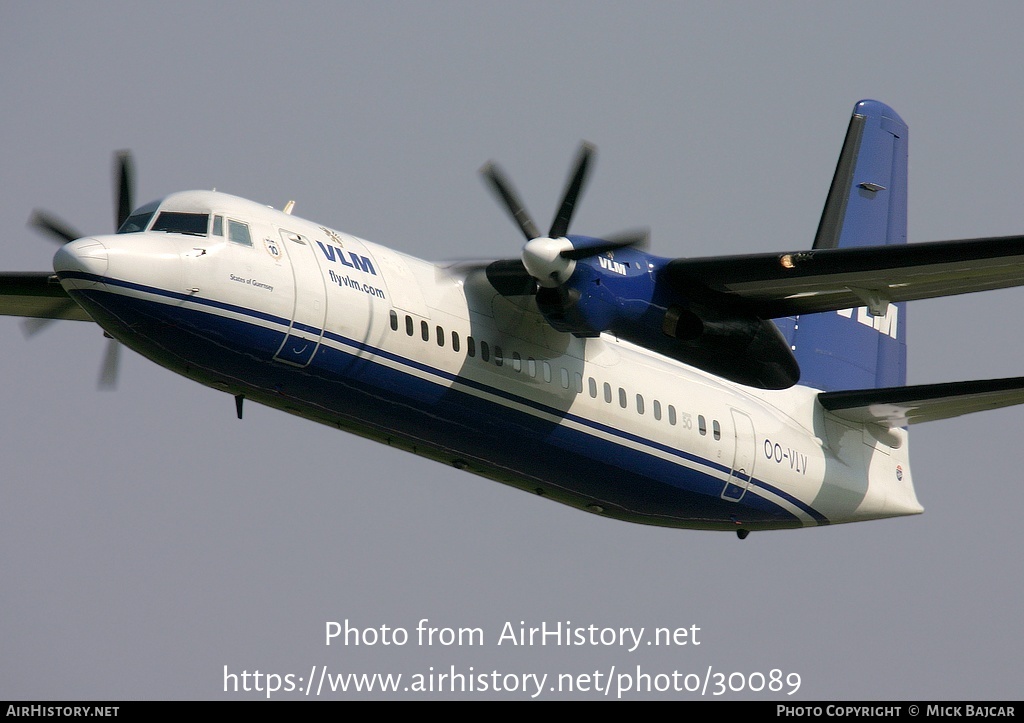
29, 210, 82, 245
480, 161, 542, 242
21, 316, 60, 337
560, 227, 649, 260
98, 337, 121, 390
548, 142, 595, 239
115, 150, 135, 230
603, 227, 650, 250
19, 297, 82, 337
485, 259, 538, 296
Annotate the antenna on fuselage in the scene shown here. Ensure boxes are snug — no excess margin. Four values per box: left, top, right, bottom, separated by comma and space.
283, 200, 295, 215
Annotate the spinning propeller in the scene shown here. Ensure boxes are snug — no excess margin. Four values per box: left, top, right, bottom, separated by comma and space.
480, 143, 648, 299
26, 151, 135, 388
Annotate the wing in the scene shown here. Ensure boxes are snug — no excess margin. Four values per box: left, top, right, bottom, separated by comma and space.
664, 234, 1024, 318
819, 377, 1024, 428
0, 272, 93, 322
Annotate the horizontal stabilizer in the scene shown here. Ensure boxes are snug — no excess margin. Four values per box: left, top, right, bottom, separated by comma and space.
0, 272, 93, 322
666, 234, 1024, 318
819, 377, 1024, 427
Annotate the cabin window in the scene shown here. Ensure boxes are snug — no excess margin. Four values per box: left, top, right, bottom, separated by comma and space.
636, 394, 645, 415
152, 211, 210, 237
618, 387, 627, 408
560, 368, 570, 389
668, 405, 677, 426
527, 357, 537, 378
713, 420, 721, 441
436, 326, 445, 347
604, 382, 612, 403
228, 219, 252, 246
543, 361, 552, 383
389, 310, 398, 331
494, 346, 503, 366
481, 341, 490, 362
588, 377, 598, 398
421, 320, 429, 341
653, 400, 662, 421
698, 415, 707, 436
574, 372, 583, 394
405, 315, 414, 336
467, 336, 476, 357
512, 352, 522, 372
451, 331, 460, 352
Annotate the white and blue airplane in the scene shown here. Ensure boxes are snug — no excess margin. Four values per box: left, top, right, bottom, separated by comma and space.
6, 100, 1024, 539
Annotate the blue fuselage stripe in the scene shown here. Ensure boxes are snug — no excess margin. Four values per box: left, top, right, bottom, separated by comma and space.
58, 270, 828, 525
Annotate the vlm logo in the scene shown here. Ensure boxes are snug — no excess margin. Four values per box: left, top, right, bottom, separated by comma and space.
598, 256, 628, 276
836, 305, 898, 339
316, 241, 377, 276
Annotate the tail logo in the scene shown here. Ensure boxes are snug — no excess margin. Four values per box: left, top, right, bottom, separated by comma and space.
836, 305, 898, 340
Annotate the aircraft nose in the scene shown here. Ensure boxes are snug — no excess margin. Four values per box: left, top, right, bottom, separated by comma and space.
53, 237, 109, 279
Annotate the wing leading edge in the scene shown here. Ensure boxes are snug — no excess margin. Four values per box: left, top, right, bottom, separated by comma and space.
664, 233, 1024, 319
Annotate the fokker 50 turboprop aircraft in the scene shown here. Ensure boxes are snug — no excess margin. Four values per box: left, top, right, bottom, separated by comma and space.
6, 100, 1024, 538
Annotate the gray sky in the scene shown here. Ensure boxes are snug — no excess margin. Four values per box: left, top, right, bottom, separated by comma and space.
2, 1, 1022, 700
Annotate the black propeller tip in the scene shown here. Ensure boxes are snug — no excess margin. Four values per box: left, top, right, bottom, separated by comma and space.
21, 316, 58, 338
29, 209, 82, 245
480, 160, 542, 242
115, 149, 135, 230
559, 227, 650, 261
549, 141, 596, 239
485, 259, 538, 296
98, 337, 121, 390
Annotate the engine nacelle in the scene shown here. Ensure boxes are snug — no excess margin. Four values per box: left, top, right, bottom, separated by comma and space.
534, 239, 799, 389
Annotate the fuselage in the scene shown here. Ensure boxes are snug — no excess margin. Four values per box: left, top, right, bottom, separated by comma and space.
53, 190, 923, 533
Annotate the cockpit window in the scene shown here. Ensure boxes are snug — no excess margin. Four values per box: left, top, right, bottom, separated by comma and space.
228, 219, 252, 246
116, 199, 160, 234
151, 212, 209, 236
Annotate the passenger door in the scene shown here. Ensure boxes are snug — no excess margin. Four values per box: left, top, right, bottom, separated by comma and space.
273, 229, 327, 367
722, 409, 756, 502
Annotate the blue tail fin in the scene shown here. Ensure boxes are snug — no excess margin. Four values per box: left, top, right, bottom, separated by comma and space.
786, 100, 909, 392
